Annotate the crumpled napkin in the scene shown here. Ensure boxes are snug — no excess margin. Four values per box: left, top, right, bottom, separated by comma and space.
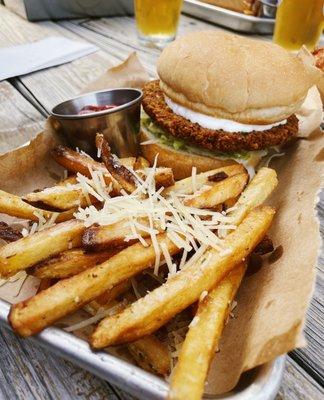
0, 36, 98, 81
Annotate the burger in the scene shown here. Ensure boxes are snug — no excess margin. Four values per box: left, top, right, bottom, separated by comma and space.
140, 31, 320, 179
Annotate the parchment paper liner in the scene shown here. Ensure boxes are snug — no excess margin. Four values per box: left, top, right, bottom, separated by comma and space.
0, 53, 322, 395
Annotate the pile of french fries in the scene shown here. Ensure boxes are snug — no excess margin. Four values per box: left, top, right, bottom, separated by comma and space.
0, 133, 278, 400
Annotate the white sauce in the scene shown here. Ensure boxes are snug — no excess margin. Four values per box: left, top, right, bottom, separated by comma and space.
165, 96, 287, 133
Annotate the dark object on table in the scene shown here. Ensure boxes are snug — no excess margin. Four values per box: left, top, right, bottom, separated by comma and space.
3, 0, 134, 21
259, 0, 278, 18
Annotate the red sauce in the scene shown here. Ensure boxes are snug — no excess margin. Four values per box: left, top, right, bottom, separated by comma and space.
78, 104, 117, 115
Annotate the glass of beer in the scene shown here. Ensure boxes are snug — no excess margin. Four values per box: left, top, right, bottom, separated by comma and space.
273, 0, 323, 51
134, 0, 183, 48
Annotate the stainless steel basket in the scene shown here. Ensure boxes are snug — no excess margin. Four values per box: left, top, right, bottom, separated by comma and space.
0, 299, 285, 400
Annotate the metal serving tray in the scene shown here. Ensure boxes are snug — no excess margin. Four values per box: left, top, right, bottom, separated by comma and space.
0, 299, 285, 399
182, 0, 274, 34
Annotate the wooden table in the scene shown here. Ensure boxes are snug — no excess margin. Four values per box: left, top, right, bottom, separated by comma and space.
0, 5, 323, 400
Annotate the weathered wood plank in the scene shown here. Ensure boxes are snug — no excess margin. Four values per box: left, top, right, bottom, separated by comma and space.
290, 192, 324, 386
276, 357, 324, 400
0, 80, 44, 153
79, 13, 231, 53
0, 5, 121, 112
59, 19, 159, 77
0, 327, 126, 400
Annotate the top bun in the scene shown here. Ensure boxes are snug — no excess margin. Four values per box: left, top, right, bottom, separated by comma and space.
157, 31, 320, 124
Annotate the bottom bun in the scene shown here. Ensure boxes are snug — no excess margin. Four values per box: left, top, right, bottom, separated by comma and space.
139, 129, 240, 180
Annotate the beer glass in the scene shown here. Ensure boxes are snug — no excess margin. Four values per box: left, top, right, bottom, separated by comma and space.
273, 0, 323, 51
134, 0, 183, 48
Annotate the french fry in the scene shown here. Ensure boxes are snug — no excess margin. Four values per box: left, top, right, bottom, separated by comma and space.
52, 146, 136, 175
223, 196, 238, 211
91, 206, 275, 348
84, 280, 132, 314
128, 335, 170, 376
228, 167, 278, 225
0, 220, 84, 278
82, 217, 162, 251
52, 145, 122, 194
23, 176, 94, 211
96, 134, 137, 193
52, 145, 107, 176
85, 294, 170, 376
82, 168, 245, 251
133, 156, 150, 170
163, 164, 246, 196
8, 234, 180, 336
37, 278, 53, 293
150, 167, 175, 189
0, 189, 74, 222
168, 263, 246, 400
31, 248, 116, 279
23, 185, 90, 211
57, 176, 78, 186
120, 157, 137, 169
184, 173, 248, 209
172, 167, 277, 397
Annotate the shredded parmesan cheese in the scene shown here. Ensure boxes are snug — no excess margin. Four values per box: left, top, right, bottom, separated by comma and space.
64, 303, 124, 332
191, 166, 197, 193
199, 290, 208, 301
140, 139, 159, 145
131, 277, 142, 300
73, 158, 235, 277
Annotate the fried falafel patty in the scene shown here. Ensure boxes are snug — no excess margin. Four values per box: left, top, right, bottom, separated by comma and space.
142, 80, 298, 153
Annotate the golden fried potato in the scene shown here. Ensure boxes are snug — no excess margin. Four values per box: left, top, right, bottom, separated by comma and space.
163, 164, 246, 196
168, 263, 246, 400
31, 248, 116, 279
184, 172, 248, 209
91, 206, 275, 348
82, 217, 162, 251
228, 167, 278, 225
128, 335, 170, 376
0, 189, 74, 222
0, 220, 84, 278
84, 280, 132, 314
52, 145, 106, 176
23, 186, 90, 211
85, 294, 170, 376
8, 234, 180, 337
96, 134, 137, 193
52, 145, 122, 194
133, 156, 150, 170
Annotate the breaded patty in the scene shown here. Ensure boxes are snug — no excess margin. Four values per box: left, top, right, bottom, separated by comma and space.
142, 80, 298, 153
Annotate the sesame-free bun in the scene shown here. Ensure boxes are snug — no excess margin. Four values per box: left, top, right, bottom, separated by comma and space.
157, 31, 320, 124
139, 128, 261, 180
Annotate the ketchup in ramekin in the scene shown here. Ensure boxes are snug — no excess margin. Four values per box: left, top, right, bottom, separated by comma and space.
78, 104, 117, 115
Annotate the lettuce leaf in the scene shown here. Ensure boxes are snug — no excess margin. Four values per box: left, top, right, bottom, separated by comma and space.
141, 113, 267, 163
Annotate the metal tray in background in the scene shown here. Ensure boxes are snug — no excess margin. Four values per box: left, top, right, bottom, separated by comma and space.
0, 299, 285, 400
182, 0, 274, 34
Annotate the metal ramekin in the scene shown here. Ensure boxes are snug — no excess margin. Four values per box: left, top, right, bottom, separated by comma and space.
50, 88, 143, 158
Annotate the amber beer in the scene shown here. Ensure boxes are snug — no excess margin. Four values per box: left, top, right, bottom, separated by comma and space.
273, 0, 323, 51
134, 0, 183, 47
